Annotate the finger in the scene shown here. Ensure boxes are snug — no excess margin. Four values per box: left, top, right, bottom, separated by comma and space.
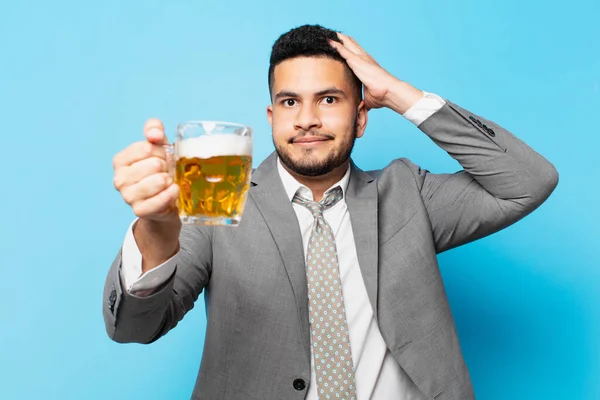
132, 184, 180, 218
113, 156, 167, 190
336, 32, 365, 55
329, 39, 357, 60
113, 141, 167, 169
121, 173, 173, 206
144, 118, 169, 145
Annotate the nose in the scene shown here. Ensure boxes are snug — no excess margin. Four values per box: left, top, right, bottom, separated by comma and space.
294, 103, 322, 132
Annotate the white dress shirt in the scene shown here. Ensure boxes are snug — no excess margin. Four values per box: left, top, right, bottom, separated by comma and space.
120, 92, 446, 399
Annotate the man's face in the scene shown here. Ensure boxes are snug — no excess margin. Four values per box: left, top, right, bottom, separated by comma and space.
267, 57, 367, 177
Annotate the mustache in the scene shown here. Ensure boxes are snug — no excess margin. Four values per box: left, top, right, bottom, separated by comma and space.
289, 130, 335, 143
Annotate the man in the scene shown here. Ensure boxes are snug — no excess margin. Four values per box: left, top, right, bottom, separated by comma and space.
104, 25, 558, 400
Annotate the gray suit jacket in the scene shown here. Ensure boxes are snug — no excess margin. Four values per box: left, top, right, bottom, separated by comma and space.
103, 100, 558, 400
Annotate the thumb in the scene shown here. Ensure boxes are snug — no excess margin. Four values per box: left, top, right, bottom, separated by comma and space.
143, 118, 169, 145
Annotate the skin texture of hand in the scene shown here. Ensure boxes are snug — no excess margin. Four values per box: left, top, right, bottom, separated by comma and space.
329, 33, 424, 114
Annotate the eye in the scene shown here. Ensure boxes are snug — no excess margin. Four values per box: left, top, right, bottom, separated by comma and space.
283, 99, 297, 107
321, 96, 337, 105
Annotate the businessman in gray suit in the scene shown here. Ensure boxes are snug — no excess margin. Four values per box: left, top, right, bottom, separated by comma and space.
104, 25, 558, 399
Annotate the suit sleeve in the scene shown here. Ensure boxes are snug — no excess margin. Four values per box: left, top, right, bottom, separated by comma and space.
402, 100, 558, 254
102, 224, 213, 344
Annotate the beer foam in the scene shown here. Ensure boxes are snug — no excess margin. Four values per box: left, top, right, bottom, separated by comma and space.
177, 134, 252, 159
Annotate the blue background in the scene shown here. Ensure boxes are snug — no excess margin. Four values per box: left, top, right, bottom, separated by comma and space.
1, 0, 598, 399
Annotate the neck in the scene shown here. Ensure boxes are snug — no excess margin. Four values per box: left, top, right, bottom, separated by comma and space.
283, 160, 349, 202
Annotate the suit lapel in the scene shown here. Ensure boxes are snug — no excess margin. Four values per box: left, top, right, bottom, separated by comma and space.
346, 162, 379, 320
248, 153, 311, 359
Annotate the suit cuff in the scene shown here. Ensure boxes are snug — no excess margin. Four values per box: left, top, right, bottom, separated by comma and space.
402, 91, 446, 126
121, 219, 177, 296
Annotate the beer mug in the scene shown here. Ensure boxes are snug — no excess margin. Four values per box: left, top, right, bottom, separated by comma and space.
165, 121, 253, 226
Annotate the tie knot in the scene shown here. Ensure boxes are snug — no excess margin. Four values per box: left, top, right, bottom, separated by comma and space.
292, 186, 343, 218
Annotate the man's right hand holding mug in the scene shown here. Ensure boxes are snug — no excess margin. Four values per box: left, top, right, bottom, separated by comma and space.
112, 118, 181, 273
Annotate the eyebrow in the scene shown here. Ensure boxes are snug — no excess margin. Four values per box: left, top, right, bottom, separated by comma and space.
274, 87, 347, 101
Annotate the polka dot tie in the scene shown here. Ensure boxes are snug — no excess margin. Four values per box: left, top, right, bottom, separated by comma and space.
293, 187, 357, 400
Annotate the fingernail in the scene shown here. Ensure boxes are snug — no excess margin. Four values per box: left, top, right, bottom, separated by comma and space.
148, 128, 163, 137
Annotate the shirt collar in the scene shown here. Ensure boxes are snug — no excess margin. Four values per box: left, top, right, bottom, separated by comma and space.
276, 157, 351, 202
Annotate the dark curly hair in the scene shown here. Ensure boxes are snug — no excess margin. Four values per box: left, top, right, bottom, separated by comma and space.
268, 24, 363, 102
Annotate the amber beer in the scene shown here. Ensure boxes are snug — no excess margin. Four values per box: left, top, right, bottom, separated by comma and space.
174, 132, 252, 226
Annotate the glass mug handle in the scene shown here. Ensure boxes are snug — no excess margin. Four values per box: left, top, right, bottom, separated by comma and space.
163, 144, 178, 213
164, 144, 175, 179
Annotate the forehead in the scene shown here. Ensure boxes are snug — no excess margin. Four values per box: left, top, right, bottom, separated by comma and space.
272, 57, 350, 94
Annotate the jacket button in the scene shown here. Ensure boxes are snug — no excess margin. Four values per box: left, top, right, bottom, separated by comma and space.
108, 289, 117, 312
484, 126, 496, 136
470, 116, 482, 126
109, 289, 117, 304
293, 378, 306, 390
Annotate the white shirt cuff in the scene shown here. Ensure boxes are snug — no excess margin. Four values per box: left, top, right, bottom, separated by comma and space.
402, 91, 446, 126
120, 219, 177, 295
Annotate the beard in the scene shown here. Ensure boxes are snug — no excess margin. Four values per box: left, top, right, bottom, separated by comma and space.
274, 122, 357, 177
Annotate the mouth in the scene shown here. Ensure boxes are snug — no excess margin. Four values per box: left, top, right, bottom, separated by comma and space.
292, 136, 332, 146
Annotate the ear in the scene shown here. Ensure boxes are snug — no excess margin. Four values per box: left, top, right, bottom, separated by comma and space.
267, 104, 273, 127
355, 100, 368, 138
